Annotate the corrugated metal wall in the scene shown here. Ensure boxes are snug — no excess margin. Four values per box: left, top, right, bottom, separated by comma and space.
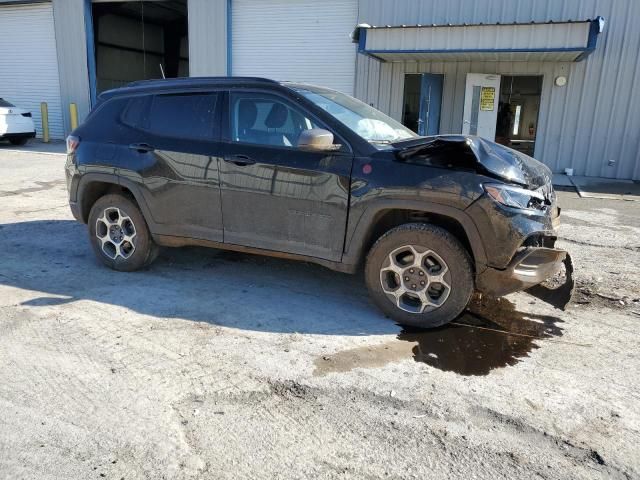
52, 0, 92, 134
188, 0, 227, 76
356, 0, 640, 180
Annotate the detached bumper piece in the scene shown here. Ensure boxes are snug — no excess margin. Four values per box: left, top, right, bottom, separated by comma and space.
476, 247, 574, 309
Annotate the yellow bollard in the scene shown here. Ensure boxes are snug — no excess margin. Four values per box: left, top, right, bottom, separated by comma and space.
40, 102, 50, 143
69, 103, 79, 130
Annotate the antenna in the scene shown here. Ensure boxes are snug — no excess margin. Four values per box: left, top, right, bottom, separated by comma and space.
159, 63, 166, 79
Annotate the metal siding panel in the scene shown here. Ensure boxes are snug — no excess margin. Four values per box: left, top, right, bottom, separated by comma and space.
389, 62, 404, 121
354, 53, 369, 103
51, 0, 91, 136
377, 62, 392, 114
365, 57, 380, 107
188, 0, 227, 76
232, 0, 357, 94
0, 2, 65, 139
360, 0, 640, 179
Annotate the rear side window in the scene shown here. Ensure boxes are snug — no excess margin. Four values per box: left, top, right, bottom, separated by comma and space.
121, 96, 150, 129
147, 93, 218, 140
0, 98, 15, 107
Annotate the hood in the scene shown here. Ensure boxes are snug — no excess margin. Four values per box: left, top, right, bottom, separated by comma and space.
393, 135, 552, 189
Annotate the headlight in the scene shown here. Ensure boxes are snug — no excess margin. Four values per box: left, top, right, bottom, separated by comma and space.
484, 183, 546, 210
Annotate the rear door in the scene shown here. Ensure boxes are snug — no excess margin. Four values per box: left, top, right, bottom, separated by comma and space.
123, 91, 224, 241
218, 90, 353, 261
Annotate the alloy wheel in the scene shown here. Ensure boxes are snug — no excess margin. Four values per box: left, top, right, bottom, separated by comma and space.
379, 244, 451, 314
95, 207, 137, 260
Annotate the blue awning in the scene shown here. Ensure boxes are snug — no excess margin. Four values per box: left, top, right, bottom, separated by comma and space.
354, 17, 605, 63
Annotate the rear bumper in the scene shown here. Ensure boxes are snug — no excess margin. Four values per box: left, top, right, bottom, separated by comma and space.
0, 131, 36, 140
475, 247, 567, 297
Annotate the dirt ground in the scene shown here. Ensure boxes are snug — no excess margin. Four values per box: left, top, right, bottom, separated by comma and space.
0, 148, 638, 479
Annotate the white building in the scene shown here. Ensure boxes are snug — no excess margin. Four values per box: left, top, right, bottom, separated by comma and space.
1, 0, 638, 180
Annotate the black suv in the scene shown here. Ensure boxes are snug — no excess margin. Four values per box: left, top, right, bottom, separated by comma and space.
65, 77, 568, 328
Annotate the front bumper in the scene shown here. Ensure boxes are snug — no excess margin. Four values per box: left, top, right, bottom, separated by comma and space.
476, 246, 567, 297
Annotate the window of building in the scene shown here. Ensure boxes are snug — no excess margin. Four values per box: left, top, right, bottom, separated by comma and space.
148, 93, 217, 140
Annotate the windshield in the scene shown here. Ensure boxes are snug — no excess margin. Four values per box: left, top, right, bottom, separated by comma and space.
294, 86, 417, 146
0, 99, 15, 108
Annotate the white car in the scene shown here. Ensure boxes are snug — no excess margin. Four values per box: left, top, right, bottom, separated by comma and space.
0, 98, 36, 146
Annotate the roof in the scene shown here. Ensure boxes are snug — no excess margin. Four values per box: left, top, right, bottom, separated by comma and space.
98, 77, 283, 100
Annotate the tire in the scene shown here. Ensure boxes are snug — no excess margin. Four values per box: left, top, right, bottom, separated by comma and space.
88, 193, 159, 272
365, 223, 473, 329
9, 137, 28, 146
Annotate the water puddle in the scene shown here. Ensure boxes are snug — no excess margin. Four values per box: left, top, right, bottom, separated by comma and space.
314, 296, 564, 376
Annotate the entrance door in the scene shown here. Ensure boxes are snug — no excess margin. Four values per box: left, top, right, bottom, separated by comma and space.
418, 74, 443, 136
462, 74, 501, 140
402, 73, 443, 136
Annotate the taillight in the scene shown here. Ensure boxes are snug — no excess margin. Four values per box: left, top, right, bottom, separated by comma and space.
66, 135, 80, 154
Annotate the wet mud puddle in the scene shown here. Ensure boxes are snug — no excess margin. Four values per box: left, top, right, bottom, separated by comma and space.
314, 297, 564, 376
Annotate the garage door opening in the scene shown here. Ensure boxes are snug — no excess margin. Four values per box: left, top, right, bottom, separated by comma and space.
91, 0, 188, 94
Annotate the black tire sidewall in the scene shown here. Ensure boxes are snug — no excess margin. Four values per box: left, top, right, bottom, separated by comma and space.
88, 194, 155, 272
365, 223, 474, 329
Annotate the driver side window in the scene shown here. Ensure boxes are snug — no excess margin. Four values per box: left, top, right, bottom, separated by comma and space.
230, 92, 322, 148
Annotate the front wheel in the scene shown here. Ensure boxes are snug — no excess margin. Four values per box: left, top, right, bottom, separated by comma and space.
88, 193, 159, 271
365, 223, 474, 329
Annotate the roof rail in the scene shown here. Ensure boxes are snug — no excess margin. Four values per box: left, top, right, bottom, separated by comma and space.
125, 76, 279, 88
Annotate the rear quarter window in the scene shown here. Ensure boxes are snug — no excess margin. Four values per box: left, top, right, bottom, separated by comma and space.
121, 96, 151, 129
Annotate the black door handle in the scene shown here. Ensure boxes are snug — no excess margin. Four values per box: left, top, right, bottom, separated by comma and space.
129, 143, 155, 153
224, 154, 255, 166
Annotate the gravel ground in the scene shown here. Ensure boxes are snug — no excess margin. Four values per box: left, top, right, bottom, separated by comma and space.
0, 148, 638, 479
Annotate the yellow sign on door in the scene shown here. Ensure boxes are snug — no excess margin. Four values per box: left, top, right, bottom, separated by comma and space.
480, 87, 496, 111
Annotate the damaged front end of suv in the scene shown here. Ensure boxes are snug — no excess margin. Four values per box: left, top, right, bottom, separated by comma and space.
394, 135, 574, 309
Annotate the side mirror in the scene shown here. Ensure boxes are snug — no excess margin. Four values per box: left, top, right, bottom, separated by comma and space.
297, 128, 341, 152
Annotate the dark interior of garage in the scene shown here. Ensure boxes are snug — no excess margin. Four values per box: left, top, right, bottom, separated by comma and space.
91, 0, 188, 94
497, 75, 543, 156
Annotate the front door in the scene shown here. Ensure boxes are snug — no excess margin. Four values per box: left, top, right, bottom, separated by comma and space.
219, 90, 353, 261
418, 74, 443, 136
462, 73, 501, 140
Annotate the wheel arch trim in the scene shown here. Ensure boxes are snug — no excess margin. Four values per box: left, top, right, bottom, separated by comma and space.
343, 199, 488, 271
76, 173, 156, 231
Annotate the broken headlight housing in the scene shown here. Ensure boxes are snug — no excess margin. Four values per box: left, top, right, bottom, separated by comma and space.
484, 183, 546, 211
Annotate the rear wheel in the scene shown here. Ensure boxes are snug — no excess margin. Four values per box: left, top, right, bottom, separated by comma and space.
365, 223, 473, 329
88, 193, 159, 271
9, 137, 28, 146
